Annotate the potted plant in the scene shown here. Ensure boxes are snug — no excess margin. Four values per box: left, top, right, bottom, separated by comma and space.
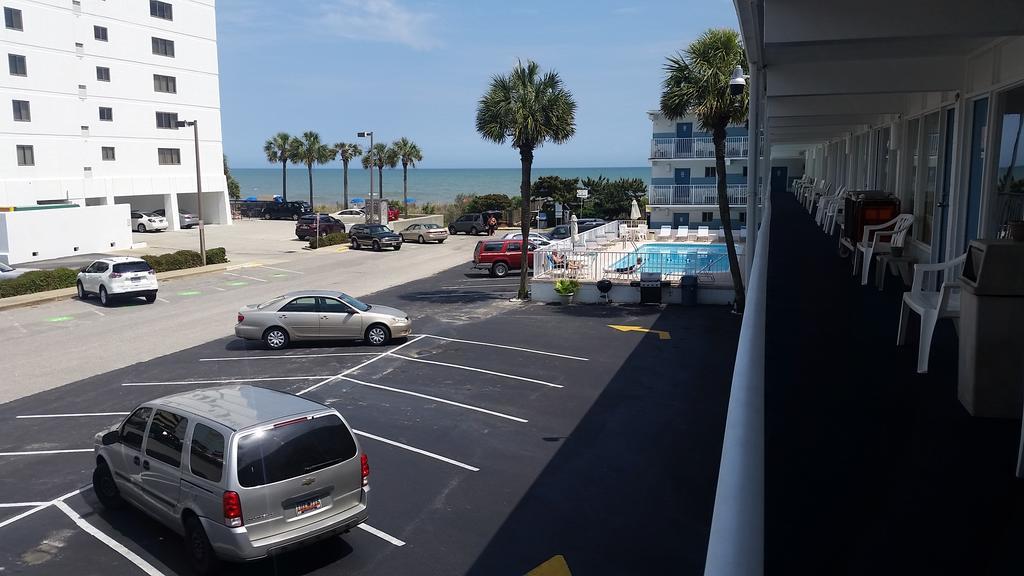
553, 278, 580, 305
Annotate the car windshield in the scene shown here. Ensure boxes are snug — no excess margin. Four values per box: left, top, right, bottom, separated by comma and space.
338, 293, 371, 312
369, 225, 392, 234
423, 224, 440, 229
0, 263, 12, 272
112, 261, 152, 273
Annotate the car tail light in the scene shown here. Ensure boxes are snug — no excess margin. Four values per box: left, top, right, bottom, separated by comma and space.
109, 272, 122, 278
237, 313, 244, 323
223, 491, 243, 527
361, 453, 369, 487
147, 269, 155, 275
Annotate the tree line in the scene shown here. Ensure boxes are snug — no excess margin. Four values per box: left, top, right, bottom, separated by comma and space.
262, 132, 422, 215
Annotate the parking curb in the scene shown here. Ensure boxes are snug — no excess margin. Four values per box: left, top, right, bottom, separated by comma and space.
0, 262, 233, 311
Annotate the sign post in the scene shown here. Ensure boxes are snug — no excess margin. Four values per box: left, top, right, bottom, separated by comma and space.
576, 188, 589, 219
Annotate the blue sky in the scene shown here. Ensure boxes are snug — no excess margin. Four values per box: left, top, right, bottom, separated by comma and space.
216, 0, 738, 169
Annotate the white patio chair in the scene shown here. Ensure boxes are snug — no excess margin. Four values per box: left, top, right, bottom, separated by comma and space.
637, 224, 648, 240
897, 254, 967, 373
686, 226, 699, 241
853, 214, 914, 285
657, 225, 672, 240
674, 227, 688, 242
708, 229, 719, 243
696, 226, 710, 243
738, 227, 747, 242
822, 189, 848, 236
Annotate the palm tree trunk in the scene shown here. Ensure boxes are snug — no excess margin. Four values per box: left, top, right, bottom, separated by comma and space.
378, 166, 384, 200
518, 146, 534, 300
281, 159, 288, 202
714, 125, 746, 313
343, 159, 349, 208
402, 162, 409, 216
308, 163, 314, 207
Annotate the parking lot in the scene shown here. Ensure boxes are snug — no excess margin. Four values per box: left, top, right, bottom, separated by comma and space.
0, 264, 741, 575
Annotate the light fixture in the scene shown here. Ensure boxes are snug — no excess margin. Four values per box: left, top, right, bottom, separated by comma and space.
729, 66, 748, 97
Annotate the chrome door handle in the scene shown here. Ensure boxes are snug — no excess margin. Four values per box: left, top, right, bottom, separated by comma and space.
133, 456, 140, 465
142, 460, 150, 471
278, 314, 287, 318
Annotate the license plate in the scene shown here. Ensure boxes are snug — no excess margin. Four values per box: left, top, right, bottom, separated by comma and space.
295, 498, 322, 515
131, 276, 142, 282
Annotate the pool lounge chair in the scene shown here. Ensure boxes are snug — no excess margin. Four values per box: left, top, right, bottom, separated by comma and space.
657, 226, 672, 240
603, 257, 644, 280
708, 229, 719, 243
674, 227, 688, 242
696, 226, 710, 243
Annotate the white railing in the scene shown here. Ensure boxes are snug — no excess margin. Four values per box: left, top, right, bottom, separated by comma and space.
703, 190, 771, 576
650, 184, 749, 206
535, 245, 732, 283
651, 137, 749, 160
543, 219, 622, 253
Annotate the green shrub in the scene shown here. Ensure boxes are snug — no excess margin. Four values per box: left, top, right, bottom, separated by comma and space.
142, 247, 229, 273
0, 268, 79, 298
308, 232, 349, 249
554, 278, 580, 295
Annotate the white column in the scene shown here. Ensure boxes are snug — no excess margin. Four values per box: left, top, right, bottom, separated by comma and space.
744, 66, 762, 276
165, 193, 181, 230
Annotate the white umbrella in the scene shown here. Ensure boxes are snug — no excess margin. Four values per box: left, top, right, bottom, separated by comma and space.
630, 198, 641, 221
570, 214, 579, 252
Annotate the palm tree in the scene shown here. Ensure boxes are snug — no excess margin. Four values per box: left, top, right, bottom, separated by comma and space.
661, 28, 748, 312
289, 131, 336, 209
392, 137, 423, 215
334, 142, 363, 208
263, 132, 293, 202
476, 60, 577, 300
361, 143, 399, 208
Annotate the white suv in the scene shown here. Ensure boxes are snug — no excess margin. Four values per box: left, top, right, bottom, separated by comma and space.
77, 257, 159, 306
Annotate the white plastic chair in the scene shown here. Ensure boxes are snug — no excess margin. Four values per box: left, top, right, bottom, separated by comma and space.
853, 214, 914, 285
696, 226, 710, 242
657, 225, 672, 240
897, 254, 966, 373
674, 227, 688, 242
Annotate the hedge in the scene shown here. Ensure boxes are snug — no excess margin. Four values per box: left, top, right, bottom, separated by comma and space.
308, 232, 349, 249
142, 247, 228, 272
0, 268, 79, 298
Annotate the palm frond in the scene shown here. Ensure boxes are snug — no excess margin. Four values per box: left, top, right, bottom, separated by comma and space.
475, 59, 577, 151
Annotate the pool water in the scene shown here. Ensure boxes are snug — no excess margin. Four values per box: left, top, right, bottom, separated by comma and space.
612, 243, 733, 275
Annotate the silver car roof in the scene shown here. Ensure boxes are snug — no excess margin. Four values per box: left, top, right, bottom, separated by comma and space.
155, 385, 329, 431
279, 290, 350, 299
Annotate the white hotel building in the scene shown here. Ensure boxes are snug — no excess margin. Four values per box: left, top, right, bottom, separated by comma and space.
0, 0, 227, 264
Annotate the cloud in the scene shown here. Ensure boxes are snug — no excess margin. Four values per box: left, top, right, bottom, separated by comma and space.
318, 0, 440, 50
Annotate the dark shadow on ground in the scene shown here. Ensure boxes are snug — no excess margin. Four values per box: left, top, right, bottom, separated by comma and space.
542, 302, 684, 319
465, 305, 741, 575
765, 190, 1024, 576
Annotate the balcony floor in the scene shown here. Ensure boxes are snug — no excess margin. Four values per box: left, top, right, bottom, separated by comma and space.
766, 191, 1024, 575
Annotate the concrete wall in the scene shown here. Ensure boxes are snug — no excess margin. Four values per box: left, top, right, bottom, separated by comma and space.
389, 215, 444, 232
0, 204, 132, 264
531, 279, 735, 306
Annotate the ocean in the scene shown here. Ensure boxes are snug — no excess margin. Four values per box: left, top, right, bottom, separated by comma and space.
232, 167, 649, 208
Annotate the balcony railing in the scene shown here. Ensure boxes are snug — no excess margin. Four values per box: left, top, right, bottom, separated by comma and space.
649, 184, 750, 206
651, 137, 750, 160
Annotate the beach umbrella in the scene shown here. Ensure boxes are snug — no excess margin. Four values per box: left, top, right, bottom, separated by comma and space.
351, 198, 365, 204
630, 198, 641, 221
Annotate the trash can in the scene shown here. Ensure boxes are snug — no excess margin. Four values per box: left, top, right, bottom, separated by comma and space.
680, 275, 698, 306
958, 240, 1024, 418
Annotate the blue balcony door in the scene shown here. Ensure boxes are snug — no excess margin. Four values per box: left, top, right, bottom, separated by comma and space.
770, 166, 788, 193
674, 168, 691, 184
676, 123, 693, 138
672, 212, 690, 228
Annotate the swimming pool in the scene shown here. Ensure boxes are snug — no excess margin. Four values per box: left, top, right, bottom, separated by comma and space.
611, 243, 734, 275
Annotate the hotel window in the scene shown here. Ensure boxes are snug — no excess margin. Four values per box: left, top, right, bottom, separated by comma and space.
701, 211, 714, 222
16, 145, 33, 166
96, 66, 110, 81
158, 148, 180, 165
155, 111, 178, 129
99, 106, 112, 121
151, 37, 174, 57
12, 99, 30, 121
94, 25, 108, 41
5, 7, 22, 30
102, 146, 115, 161
153, 74, 176, 93
704, 167, 716, 178
150, 0, 172, 20
8, 53, 26, 76
742, 166, 748, 177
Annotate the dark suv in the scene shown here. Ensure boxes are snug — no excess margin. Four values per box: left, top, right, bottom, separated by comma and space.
349, 223, 403, 251
296, 214, 345, 240
449, 213, 487, 235
472, 239, 536, 277
261, 201, 311, 221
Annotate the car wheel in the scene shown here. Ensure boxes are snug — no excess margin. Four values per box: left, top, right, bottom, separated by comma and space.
297, 235, 306, 241
350, 238, 360, 250
491, 262, 509, 278
373, 240, 381, 252
365, 324, 391, 346
76, 281, 88, 299
417, 235, 425, 244
292, 214, 300, 221
136, 224, 146, 233
184, 516, 220, 576
448, 225, 456, 234
263, 327, 289, 350
394, 245, 401, 251
99, 286, 111, 307
145, 294, 157, 303
470, 227, 478, 235
263, 213, 271, 220
92, 462, 125, 510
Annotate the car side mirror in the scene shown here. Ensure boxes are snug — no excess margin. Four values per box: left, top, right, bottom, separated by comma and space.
101, 430, 120, 446
79, 266, 88, 273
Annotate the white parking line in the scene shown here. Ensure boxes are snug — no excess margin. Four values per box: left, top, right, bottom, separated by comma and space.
92, 309, 105, 316
0, 502, 49, 508
0, 487, 84, 530
353, 430, 479, 472
297, 335, 425, 396
356, 523, 406, 547
339, 376, 528, 423
213, 286, 226, 291
258, 264, 304, 275
224, 272, 267, 283
54, 500, 167, 576
17, 412, 130, 419
199, 352, 382, 362
420, 334, 589, 361
0, 448, 93, 456
156, 297, 170, 303
390, 354, 562, 388
440, 284, 521, 289
123, 375, 332, 387
414, 292, 512, 298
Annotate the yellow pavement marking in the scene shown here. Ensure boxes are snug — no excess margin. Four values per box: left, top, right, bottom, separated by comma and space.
526, 555, 572, 576
607, 324, 671, 340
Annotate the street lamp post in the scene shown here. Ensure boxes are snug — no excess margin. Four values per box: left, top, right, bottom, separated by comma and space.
357, 131, 374, 223
177, 119, 206, 266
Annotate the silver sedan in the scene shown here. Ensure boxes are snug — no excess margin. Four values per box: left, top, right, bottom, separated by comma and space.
235, 290, 412, 349
400, 223, 448, 244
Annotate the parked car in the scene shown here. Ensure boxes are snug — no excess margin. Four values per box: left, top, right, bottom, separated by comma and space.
472, 239, 536, 278
235, 290, 412, 348
548, 224, 571, 240
131, 211, 168, 233
91, 385, 370, 574
76, 257, 158, 306
261, 201, 311, 221
348, 223, 403, 251
577, 218, 608, 232
387, 206, 401, 222
448, 213, 487, 235
400, 223, 448, 244
501, 231, 551, 246
153, 209, 200, 229
333, 208, 367, 227
296, 214, 345, 240
0, 262, 38, 280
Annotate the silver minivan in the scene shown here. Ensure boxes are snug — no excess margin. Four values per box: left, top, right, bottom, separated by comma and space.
92, 386, 369, 574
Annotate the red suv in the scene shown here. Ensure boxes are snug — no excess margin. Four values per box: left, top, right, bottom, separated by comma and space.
472, 239, 536, 278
